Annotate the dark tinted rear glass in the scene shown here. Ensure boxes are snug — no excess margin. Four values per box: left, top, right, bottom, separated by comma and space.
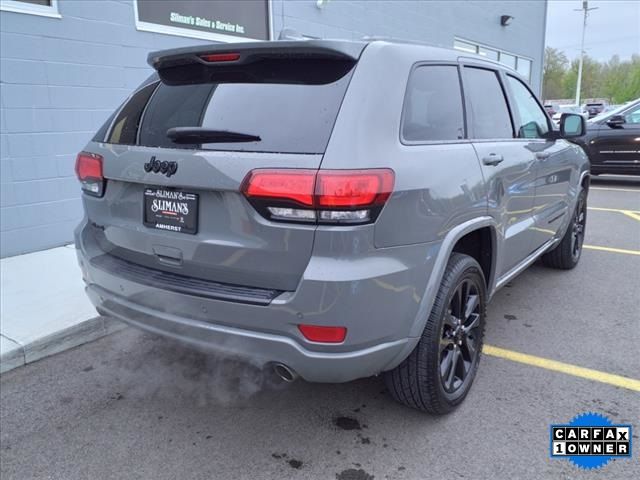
106, 82, 157, 145
463, 67, 513, 139
402, 65, 465, 142
103, 70, 354, 154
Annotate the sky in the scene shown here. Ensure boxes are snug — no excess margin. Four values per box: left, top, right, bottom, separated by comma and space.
545, 0, 640, 62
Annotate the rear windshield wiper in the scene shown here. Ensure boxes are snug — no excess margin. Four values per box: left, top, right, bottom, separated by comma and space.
167, 127, 261, 144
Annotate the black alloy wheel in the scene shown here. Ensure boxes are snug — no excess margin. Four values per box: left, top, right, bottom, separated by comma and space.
440, 278, 482, 393
385, 253, 486, 414
542, 189, 588, 270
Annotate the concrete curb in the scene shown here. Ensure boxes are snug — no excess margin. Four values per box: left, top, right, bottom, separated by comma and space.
0, 317, 127, 375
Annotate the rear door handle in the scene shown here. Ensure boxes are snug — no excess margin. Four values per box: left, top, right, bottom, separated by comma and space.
482, 154, 504, 166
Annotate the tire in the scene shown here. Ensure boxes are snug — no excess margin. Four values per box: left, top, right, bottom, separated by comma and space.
542, 189, 587, 270
385, 253, 486, 414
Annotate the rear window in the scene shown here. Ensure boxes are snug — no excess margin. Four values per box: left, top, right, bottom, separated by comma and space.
106, 82, 157, 145
401, 65, 465, 142
100, 71, 354, 154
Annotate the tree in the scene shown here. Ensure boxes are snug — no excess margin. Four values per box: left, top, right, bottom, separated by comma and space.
602, 54, 640, 103
562, 55, 603, 101
542, 47, 568, 101
542, 48, 640, 104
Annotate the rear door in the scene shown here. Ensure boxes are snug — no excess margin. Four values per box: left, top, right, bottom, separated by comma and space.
461, 65, 538, 276
83, 44, 361, 291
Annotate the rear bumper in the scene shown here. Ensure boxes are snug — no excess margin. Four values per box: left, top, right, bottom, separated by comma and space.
87, 284, 410, 383
75, 221, 434, 383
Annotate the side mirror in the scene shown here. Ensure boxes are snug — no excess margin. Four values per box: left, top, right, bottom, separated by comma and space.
560, 113, 585, 138
606, 114, 626, 128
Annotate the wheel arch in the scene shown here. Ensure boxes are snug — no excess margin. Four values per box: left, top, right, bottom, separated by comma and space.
451, 227, 496, 293
408, 217, 498, 339
381, 217, 498, 373
579, 169, 590, 193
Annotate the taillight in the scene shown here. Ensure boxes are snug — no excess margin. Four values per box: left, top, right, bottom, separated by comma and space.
316, 170, 393, 207
75, 152, 104, 197
243, 170, 316, 207
241, 169, 394, 225
298, 325, 347, 343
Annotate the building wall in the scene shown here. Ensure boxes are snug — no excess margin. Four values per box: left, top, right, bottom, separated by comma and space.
0, 0, 213, 257
271, 0, 547, 90
0, 0, 547, 258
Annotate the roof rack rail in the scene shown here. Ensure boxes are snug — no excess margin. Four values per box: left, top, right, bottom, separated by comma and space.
363, 35, 514, 71
278, 28, 319, 41
361, 35, 440, 47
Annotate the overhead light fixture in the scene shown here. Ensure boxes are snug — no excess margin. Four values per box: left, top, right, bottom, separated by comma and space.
501, 15, 514, 26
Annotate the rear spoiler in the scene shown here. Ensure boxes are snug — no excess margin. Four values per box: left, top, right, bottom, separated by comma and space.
147, 40, 367, 86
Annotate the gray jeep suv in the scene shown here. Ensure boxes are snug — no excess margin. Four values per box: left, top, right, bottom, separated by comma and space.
74, 39, 589, 413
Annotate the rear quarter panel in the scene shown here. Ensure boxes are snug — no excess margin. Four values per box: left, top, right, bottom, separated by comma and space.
320, 43, 487, 248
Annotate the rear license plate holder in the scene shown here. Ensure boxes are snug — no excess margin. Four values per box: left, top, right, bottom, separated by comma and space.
143, 187, 198, 235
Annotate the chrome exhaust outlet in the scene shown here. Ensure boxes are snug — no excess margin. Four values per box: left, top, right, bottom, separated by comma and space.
273, 363, 298, 383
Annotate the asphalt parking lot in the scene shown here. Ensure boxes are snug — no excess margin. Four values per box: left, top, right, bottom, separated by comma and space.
1, 176, 638, 480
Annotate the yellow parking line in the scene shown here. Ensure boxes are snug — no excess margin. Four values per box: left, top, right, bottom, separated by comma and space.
583, 244, 640, 256
591, 187, 640, 193
483, 345, 640, 392
623, 211, 640, 222
588, 206, 640, 214
588, 206, 640, 222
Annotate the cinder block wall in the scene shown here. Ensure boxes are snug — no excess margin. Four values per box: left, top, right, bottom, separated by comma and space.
0, 0, 212, 257
0, 0, 546, 258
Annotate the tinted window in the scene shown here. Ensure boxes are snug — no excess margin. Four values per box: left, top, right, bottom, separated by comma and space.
121, 71, 354, 154
402, 66, 465, 142
463, 67, 513, 139
506, 75, 549, 138
106, 82, 158, 145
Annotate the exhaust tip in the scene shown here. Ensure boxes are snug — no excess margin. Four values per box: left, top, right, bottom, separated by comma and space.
273, 363, 298, 383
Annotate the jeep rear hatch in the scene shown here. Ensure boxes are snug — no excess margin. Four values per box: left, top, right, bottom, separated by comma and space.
81, 41, 364, 293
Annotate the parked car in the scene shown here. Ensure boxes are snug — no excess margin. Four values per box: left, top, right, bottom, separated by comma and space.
74, 39, 589, 413
571, 98, 640, 175
544, 104, 558, 116
584, 102, 607, 118
552, 105, 585, 125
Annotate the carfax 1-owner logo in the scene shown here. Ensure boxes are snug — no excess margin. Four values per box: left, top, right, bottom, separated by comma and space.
550, 412, 633, 469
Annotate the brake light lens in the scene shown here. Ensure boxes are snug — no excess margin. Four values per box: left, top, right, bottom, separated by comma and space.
199, 52, 241, 63
243, 169, 316, 207
316, 170, 394, 207
75, 152, 104, 197
298, 325, 347, 343
241, 169, 394, 225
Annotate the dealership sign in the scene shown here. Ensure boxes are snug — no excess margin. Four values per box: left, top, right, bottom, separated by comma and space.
134, 0, 270, 42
